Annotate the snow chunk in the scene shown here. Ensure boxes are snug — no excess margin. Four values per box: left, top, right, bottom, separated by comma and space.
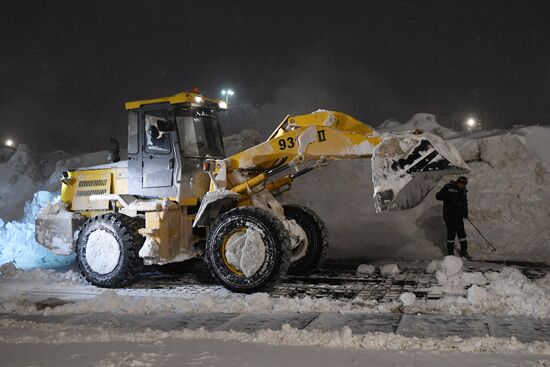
224, 228, 266, 277
437, 256, 463, 277
356, 264, 375, 276
467, 285, 487, 304
380, 264, 399, 277
400, 292, 416, 306
85, 229, 121, 274
461, 272, 487, 286
426, 259, 439, 274
240, 229, 266, 277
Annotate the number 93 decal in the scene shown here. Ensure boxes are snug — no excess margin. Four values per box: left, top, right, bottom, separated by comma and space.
278, 137, 295, 150
278, 130, 326, 150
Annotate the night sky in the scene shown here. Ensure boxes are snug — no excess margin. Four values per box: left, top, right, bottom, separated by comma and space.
1, 0, 549, 153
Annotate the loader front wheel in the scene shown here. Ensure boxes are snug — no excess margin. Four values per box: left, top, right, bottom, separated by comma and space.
284, 204, 329, 275
206, 207, 291, 293
76, 213, 145, 288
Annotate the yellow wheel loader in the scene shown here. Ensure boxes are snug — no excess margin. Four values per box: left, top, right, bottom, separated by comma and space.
35, 90, 468, 292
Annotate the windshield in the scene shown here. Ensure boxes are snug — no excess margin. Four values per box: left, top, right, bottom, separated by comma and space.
175, 108, 225, 158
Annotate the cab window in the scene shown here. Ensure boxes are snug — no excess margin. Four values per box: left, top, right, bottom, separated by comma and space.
144, 110, 171, 154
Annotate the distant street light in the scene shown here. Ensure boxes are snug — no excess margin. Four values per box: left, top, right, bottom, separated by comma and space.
221, 89, 235, 102
465, 117, 479, 131
5, 139, 13, 147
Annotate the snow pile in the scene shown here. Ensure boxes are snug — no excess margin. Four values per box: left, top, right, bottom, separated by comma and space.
413, 257, 550, 318
0, 145, 16, 162
0, 144, 112, 220
377, 118, 402, 131
0, 145, 44, 220
390, 113, 459, 139
223, 129, 263, 156
41, 150, 113, 192
0, 191, 75, 269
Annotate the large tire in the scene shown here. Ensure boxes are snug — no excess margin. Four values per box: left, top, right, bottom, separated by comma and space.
206, 206, 291, 293
284, 204, 329, 275
76, 213, 145, 288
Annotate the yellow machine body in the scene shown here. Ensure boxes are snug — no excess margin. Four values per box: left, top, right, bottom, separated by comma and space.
37, 90, 468, 270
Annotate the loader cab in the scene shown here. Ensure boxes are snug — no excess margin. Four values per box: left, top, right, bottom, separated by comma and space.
126, 91, 226, 200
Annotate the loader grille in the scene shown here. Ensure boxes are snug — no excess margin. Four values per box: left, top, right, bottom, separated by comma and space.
78, 179, 109, 188
71, 174, 112, 211
75, 188, 109, 197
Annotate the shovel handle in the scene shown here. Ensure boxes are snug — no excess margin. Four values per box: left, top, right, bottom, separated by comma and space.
467, 218, 497, 252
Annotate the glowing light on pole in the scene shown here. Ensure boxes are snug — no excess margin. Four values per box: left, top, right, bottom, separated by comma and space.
465, 117, 478, 130
221, 89, 235, 102
5, 139, 13, 147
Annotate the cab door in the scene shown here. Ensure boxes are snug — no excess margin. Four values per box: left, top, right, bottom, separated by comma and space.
141, 107, 175, 189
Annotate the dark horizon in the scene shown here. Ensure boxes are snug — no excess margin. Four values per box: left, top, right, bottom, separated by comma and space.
1, 0, 549, 153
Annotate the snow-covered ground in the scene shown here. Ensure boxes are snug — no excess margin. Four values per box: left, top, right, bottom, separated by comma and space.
0, 255, 548, 319
2, 322, 549, 367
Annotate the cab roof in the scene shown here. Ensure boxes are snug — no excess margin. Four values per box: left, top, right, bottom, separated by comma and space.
125, 91, 226, 110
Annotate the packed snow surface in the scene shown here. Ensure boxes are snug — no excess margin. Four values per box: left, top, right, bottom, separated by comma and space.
0, 259, 549, 319
1, 319, 550, 356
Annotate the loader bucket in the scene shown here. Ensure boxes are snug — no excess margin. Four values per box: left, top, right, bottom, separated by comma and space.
35, 202, 86, 256
371, 132, 469, 212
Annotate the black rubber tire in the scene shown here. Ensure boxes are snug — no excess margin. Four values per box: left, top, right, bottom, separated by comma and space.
284, 204, 329, 275
206, 206, 291, 293
76, 213, 145, 288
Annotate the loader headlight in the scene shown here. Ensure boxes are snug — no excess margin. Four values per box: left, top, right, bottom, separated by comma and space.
218, 101, 228, 109
194, 96, 203, 103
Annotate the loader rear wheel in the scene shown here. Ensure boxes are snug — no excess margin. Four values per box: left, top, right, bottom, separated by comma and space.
284, 204, 329, 275
76, 213, 145, 288
206, 206, 291, 293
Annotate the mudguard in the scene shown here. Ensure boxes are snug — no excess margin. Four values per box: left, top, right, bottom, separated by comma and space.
193, 190, 241, 228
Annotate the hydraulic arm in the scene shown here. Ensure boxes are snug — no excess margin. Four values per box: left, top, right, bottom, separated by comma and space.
199, 110, 468, 220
